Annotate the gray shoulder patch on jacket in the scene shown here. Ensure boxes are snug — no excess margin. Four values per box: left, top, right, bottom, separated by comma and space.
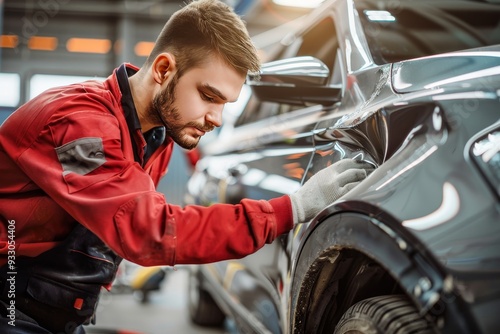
56, 137, 106, 176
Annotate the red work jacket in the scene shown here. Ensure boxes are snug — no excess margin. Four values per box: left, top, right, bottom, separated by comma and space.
0, 64, 293, 267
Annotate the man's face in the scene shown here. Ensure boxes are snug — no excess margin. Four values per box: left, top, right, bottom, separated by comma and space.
148, 56, 246, 150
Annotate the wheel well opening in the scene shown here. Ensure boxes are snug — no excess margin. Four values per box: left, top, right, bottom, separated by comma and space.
298, 248, 405, 333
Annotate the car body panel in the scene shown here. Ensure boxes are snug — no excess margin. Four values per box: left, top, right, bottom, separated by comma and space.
301, 97, 500, 333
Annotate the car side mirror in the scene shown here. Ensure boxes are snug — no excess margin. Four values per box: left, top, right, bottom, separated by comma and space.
246, 56, 342, 106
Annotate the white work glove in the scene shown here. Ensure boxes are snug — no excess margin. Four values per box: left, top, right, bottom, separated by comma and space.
290, 159, 373, 224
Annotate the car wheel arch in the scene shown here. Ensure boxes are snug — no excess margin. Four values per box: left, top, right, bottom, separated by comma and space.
289, 207, 479, 334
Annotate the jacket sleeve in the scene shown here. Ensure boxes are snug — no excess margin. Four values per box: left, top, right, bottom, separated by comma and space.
13, 109, 294, 266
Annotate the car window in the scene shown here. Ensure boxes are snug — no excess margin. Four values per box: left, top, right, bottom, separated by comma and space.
357, 0, 500, 64
235, 16, 338, 127
295, 17, 338, 74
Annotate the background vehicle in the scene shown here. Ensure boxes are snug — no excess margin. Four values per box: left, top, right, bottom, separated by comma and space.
111, 261, 169, 304
184, 0, 500, 333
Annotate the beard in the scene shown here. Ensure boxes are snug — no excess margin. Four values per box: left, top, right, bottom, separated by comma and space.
147, 75, 214, 150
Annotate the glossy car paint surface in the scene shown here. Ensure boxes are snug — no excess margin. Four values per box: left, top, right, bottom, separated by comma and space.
184, 0, 500, 333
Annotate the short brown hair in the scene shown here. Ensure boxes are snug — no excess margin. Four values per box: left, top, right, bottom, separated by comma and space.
146, 0, 260, 77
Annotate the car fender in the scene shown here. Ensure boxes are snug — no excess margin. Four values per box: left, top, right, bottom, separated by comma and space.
290, 201, 480, 334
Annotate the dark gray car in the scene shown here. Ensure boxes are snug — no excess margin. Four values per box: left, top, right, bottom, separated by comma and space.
184, 0, 500, 333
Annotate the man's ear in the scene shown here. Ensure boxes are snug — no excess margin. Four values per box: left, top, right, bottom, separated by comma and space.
152, 52, 177, 85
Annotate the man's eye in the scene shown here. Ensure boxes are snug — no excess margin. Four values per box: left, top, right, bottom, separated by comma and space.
202, 93, 215, 103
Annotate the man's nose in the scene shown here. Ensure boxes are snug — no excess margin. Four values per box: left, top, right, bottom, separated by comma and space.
205, 105, 223, 128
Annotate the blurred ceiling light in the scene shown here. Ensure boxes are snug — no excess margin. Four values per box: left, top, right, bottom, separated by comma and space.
28, 36, 58, 51
272, 0, 325, 8
135, 41, 155, 57
66, 38, 111, 54
364, 10, 396, 22
1, 35, 18, 48
114, 40, 122, 55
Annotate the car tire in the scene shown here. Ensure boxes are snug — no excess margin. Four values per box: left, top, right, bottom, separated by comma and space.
188, 267, 225, 327
334, 295, 435, 334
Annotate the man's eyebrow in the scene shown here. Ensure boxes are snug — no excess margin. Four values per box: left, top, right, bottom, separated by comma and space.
201, 83, 228, 102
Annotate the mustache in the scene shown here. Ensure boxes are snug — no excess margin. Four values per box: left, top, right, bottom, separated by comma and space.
187, 122, 215, 133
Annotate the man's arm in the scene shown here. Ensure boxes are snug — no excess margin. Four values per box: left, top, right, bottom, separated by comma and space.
10, 110, 293, 266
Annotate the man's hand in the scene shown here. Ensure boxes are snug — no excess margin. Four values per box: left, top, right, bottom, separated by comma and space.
290, 159, 374, 224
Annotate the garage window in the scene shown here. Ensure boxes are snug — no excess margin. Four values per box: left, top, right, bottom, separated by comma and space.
0, 73, 20, 107
29, 74, 105, 100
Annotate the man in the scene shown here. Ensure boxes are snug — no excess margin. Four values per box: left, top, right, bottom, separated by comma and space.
0, 0, 372, 333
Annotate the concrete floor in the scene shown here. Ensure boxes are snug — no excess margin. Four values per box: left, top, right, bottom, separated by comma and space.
86, 267, 226, 334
